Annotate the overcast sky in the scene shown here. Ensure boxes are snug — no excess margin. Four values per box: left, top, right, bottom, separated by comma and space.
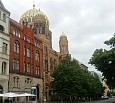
2, 0, 115, 73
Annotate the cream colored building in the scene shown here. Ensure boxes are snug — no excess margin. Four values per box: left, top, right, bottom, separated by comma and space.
0, 0, 10, 95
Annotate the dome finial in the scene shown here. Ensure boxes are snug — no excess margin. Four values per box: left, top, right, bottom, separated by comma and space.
33, 0, 35, 8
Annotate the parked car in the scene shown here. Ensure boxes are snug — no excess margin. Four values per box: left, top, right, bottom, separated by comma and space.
101, 95, 109, 99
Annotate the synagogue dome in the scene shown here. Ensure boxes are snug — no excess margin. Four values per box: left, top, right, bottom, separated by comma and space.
20, 4, 49, 24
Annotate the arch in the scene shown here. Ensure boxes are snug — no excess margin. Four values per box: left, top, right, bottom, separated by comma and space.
24, 18, 27, 22
2, 61, 7, 74
0, 25, 4, 32
36, 84, 40, 100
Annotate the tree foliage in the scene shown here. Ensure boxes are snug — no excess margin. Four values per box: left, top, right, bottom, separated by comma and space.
89, 35, 115, 88
51, 55, 103, 98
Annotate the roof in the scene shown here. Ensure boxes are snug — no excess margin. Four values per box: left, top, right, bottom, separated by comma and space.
10, 18, 23, 30
0, 0, 10, 15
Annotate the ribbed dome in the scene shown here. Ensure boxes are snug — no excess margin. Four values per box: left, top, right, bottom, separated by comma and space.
20, 4, 48, 23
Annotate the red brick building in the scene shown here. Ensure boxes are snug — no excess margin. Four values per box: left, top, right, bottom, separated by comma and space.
9, 18, 43, 102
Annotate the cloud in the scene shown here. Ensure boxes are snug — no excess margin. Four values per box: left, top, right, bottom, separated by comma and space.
2, 0, 115, 73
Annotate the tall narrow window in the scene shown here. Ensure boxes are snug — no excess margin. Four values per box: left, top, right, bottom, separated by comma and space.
17, 60, 19, 70
3, 13, 6, 22
13, 59, 16, 69
13, 59, 19, 70
44, 46, 48, 56
24, 47, 26, 56
36, 51, 39, 61
27, 63, 30, 73
2, 62, 6, 75
27, 48, 30, 57
24, 62, 26, 72
13, 76, 20, 88
45, 59, 48, 71
36, 66, 39, 75
14, 41, 19, 53
39, 26, 42, 34
2, 43, 7, 54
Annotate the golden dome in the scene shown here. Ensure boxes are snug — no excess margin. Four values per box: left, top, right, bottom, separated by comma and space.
20, 4, 48, 23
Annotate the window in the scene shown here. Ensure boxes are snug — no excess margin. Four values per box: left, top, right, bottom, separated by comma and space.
2, 43, 7, 54
28, 17, 31, 22
2, 62, 6, 75
17, 60, 19, 70
13, 59, 19, 70
50, 58, 53, 74
31, 65, 33, 74
36, 66, 39, 75
24, 18, 27, 22
25, 78, 31, 89
24, 62, 26, 72
45, 59, 48, 71
36, 51, 39, 61
24, 47, 26, 56
3, 13, 6, 22
27, 63, 30, 73
27, 48, 30, 57
14, 41, 19, 53
44, 46, 48, 55
13, 76, 20, 88
0, 25, 4, 32
39, 26, 42, 34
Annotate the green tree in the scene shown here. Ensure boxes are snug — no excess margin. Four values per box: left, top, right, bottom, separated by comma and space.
89, 34, 115, 88
51, 55, 82, 97
51, 55, 103, 101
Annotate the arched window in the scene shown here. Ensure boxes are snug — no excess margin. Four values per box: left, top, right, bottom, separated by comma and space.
2, 62, 6, 75
3, 13, 6, 22
14, 41, 19, 53
0, 25, 4, 32
24, 18, 27, 22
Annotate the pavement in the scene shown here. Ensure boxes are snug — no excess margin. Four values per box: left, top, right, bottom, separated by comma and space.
81, 98, 115, 103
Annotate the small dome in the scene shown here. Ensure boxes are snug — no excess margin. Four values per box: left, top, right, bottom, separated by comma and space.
60, 32, 67, 38
33, 9, 48, 22
20, 4, 48, 23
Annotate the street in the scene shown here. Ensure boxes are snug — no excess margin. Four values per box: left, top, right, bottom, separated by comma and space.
82, 98, 115, 103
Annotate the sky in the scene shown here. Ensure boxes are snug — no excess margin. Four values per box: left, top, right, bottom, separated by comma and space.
2, 0, 115, 73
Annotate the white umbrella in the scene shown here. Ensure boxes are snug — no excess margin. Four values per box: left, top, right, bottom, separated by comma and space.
19, 93, 36, 97
3, 92, 19, 97
0, 94, 4, 97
